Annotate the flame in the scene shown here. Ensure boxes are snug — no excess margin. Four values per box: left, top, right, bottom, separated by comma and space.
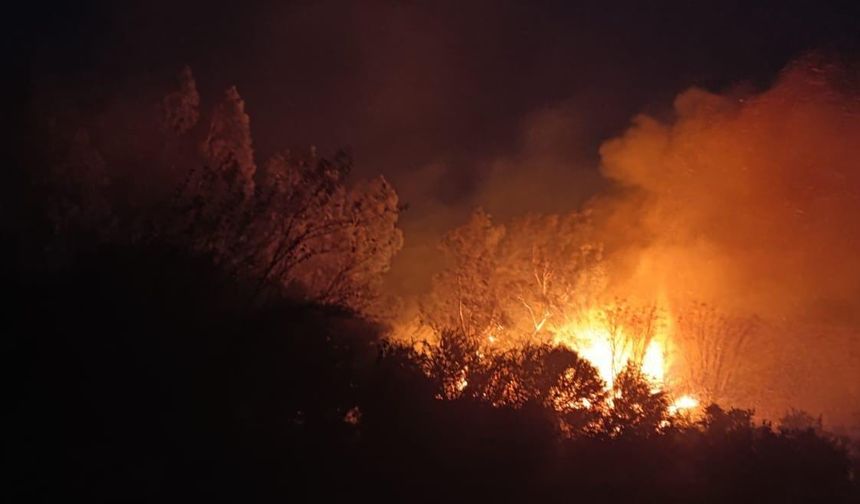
565, 325, 617, 387
396, 300, 693, 405
668, 394, 699, 415
455, 376, 468, 392
552, 308, 669, 390
641, 340, 665, 384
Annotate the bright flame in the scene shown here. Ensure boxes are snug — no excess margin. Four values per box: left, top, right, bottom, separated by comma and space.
569, 326, 617, 387
641, 340, 665, 384
668, 394, 699, 415
455, 376, 468, 392
553, 308, 669, 390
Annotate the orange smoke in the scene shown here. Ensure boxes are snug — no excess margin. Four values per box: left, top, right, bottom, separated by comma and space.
597, 56, 860, 322
396, 55, 860, 424
593, 55, 860, 421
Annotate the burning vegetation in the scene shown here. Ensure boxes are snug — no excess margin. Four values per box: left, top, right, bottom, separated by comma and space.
388, 54, 860, 427
8, 53, 860, 501
26, 56, 860, 427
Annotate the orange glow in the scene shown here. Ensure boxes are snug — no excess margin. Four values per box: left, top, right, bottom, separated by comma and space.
556, 322, 617, 386
668, 394, 700, 415
641, 341, 665, 384
552, 306, 669, 390
455, 375, 469, 392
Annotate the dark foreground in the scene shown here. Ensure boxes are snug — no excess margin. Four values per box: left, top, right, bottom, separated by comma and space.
4, 243, 858, 503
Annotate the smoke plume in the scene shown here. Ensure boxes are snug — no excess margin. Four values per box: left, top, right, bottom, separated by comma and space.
593, 56, 860, 422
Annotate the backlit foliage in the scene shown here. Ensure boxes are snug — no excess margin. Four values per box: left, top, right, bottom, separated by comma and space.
42, 67, 403, 314
420, 208, 605, 347
674, 302, 757, 405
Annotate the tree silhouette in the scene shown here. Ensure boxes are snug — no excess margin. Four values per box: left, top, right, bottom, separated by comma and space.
40, 67, 404, 314
161, 65, 200, 136
603, 364, 669, 437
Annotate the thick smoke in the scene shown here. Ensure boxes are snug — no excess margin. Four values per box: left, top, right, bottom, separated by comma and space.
400, 56, 860, 423
593, 56, 860, 423
597, 56, 860, 322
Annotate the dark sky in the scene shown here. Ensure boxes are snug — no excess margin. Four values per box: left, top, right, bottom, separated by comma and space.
15, 0, 860, 290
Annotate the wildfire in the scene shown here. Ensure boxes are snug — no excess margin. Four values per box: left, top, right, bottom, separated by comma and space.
398, 297, 715, 415
552, 311, 707, 417
641, 341, 666, 385
562, 325, 617, 386
668, 394, 700, 415
552, 307, 669, 390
